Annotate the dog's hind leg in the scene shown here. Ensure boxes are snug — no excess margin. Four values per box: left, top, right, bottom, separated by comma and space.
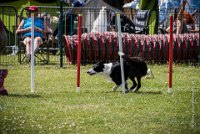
125, 82, 130, 93
113, 83, 129, 93
130, 78, 137, 91
134, 77, 141, 92
112, 85, 120, 92
125, 82, 129, 90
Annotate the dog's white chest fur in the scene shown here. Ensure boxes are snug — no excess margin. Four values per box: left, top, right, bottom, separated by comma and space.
100, 63, 113, 82
103, 63, 112, 75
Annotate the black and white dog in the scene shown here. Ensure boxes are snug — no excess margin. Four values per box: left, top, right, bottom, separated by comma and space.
87, 53, 154, 92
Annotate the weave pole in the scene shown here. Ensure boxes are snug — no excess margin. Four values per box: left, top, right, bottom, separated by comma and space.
31, 12, 35, 93
116, 13, 126, 94
59, 0, 64, 67
76, 14, 82, 92
168, 15, 173, 94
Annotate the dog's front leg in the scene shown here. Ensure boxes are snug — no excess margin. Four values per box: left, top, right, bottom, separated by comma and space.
112, 85, 120, 92
125, 82, 130, 93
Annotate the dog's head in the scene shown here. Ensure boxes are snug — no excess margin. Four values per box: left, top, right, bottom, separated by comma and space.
87, 62, 105, 75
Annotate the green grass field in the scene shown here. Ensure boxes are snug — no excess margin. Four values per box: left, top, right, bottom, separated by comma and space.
0, 64, 200, 134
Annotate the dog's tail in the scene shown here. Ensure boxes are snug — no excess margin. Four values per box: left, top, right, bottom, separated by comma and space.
118, 52, 142, 63
118, 52, 154, 79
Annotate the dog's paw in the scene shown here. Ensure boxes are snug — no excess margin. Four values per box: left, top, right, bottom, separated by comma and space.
112, 85, 120, 92
113, 89, 117, 92
131, 88, 137, 93
125, 90, 129, 93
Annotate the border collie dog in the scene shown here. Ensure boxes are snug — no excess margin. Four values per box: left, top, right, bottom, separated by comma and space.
87, 53, 153, 92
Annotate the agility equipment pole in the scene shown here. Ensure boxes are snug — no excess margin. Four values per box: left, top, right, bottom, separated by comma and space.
59, 0, 64, 67
168, 15, 173, 94
76, 14, 82, 92
31, 13, 35, 93
116, 13, 126, 94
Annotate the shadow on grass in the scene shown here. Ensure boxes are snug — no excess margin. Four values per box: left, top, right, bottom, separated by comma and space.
136, 91, 162, 95
8, 93, 42, 98
103, 90, 162, 95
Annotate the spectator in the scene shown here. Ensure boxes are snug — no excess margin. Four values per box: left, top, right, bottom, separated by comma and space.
161, 0, 199, 34
176, 0, 189, 34
72, 0, 86, 7
0, 18, 7, 53
0, 69, 8, 96
16, 6, 51, 61
176, 0, 199, 34
53, 0, 86, 37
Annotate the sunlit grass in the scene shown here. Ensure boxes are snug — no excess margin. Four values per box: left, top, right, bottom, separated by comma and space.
0, 64, 200, 134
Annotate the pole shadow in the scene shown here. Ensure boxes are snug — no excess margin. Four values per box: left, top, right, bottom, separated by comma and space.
7, 93, 42, 98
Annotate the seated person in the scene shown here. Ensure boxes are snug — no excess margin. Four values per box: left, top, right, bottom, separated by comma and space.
176, 0, 191, 34
163, 0, 199, 34
0, 18, 7, 52
53, 0, 85, 37
16, 6, 51, 61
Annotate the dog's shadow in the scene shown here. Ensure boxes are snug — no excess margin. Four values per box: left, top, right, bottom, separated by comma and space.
135, 91, 162, 95
8, 93, 42, 98
103, 90, 162, 95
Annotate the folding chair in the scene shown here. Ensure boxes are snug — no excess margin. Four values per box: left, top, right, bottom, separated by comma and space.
133, 10, 151, 34
17, 32, 51, 64
17, 14, 52, 64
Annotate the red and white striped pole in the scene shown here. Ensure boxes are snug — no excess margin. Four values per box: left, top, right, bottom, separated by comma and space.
168, 15, 173, 94
76, 14, 82, 92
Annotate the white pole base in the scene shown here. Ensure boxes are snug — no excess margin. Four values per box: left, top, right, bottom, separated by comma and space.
168, 88, 173, 94
76, 87, 80, 92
